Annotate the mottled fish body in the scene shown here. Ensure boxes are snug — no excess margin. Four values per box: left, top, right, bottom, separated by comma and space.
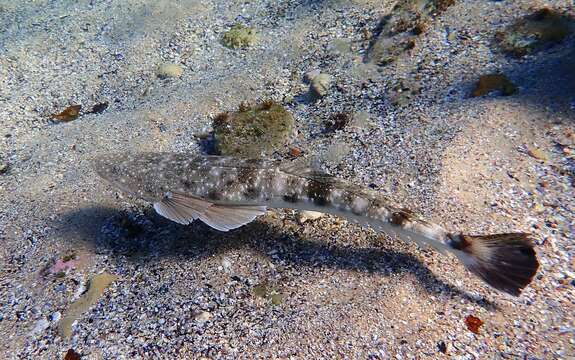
93, 152, 539, 296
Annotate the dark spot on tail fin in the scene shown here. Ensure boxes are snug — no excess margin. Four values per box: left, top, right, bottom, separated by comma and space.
448, 233, 539, 296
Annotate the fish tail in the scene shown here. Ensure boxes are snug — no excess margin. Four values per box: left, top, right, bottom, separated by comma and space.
446, 233, 539, 296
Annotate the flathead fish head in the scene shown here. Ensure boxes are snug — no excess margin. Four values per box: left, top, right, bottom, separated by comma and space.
91, 152, 161, 201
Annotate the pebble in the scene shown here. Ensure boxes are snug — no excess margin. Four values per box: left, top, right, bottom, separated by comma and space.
304, 69, 321, 82
50, 311, 61, 323
194, 311, 213, 322
310, 73, 332, 97
156, 63, 184, 79
0, 161, 8, 174
221, 258, 232, 272
297, 210, 325, 223
30, 319, 50, 336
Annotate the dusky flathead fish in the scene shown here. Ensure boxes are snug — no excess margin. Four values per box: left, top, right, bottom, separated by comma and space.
93, 152, 539, 296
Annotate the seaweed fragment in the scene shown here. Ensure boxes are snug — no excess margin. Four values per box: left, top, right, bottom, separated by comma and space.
52, 105, 81, 122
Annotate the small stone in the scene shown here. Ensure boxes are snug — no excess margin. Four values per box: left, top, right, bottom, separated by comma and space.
30, 318, 50, 336
253, 283, 268, 298
298, 210, 325, 223
156, 63, 183, 79
0, 161, 9, 174
350, 111, 374, 129
310, 73, 332, 97
270, 293, 283, 305
533, 203, 545, 214
50, 311, 61, 323
304, 69, 320, 82
471, 74, 517, 97
437, 340, 448, 354
194, 311, 213, 322
221, 258, 232, 271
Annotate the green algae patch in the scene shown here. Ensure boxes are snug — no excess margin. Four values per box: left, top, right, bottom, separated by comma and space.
471, 74, 517, 97
221, 24, 258, 49
213, 100, 294, 157
496, 9, 574, 57
58, 272, 118, 339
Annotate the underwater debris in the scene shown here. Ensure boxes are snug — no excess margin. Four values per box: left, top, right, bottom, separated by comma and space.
156, 63, 183, 78
221, 24, 258, 49
437, 340, 448, 354
63, 349, 82, 360
46, 252, 79, 277
365, 0, 455, 65
496, 8, 574, 57
212, 100, 294, 157
390, 78, 422, 106
324, 112, 352, 133
464, 314, 484, 334
471, 74, 517, 97
310, 73, 332, 98
52, 105, 81, 122
289, 147, 302, 157
88, 102, 109, 114
526, 145, 550, 161
252, 282, 284, 305
58, 272, 117, 339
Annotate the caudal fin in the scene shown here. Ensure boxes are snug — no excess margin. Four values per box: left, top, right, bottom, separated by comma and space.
448, 233, 539, 296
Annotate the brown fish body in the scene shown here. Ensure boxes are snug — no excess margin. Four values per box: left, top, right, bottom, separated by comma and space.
93, 152, 539, 296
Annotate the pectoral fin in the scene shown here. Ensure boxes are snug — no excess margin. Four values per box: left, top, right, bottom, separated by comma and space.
198, 204, 267, 232
153, 191, 266, 231
153, 192, 213, 225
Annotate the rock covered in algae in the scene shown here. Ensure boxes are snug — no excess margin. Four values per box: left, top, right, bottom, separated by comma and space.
213, 100, 294, 157
365, 0, 455, 65
58, 272, 117, 339
471, 74, 517, 97
496, 8, 574, 57
221, 24, 258, 49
